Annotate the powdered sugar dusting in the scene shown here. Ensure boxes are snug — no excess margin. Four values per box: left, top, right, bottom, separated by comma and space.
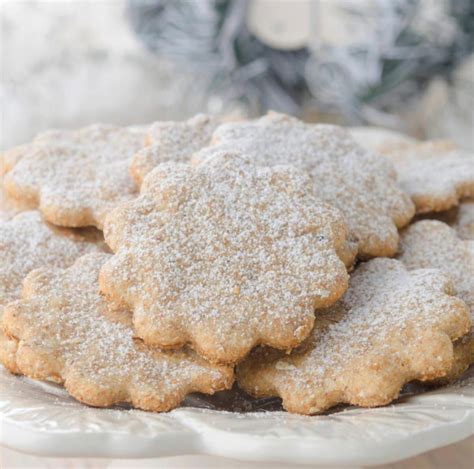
3, 253, 233, 411
398, 220, 474, 316
1, 144, 29, 177
426, 200, 474, 241
0, 181, 17, 222
0, 211, 105, 373
455, 201, 474, 240
101, 153, 349, 363
197, 112, 414, 258
131, 114, 219, 185
398, 220, 474, 376
3, 125, 148, 228
237, 258, 470, 414
382, 141, 474, 213
348, 126, 417, 154
0, 211, 104, 309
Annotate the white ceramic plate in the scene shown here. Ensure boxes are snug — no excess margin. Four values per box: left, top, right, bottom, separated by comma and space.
0, 366, 473, 467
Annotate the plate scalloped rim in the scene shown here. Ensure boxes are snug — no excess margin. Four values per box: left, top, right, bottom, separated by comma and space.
1, 366, 473, 466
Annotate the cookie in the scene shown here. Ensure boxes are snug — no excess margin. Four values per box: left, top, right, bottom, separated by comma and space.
3, 253, 233, 411
416, 200, 474, 241
237, 258, 470, 414
196, 112, 415, 258
3, 124, 148, 229
335, 235, 358, 271
1, 144, 29, 177
1, 149, 21, 221
0, 128, 59, 176
398, 220, 474, 379
453, 201, 474, 240
131, 114, 219, 186
381, 141, 474, 213
0, 211, 104, 373
349, 126, 417, 155
100, 152, 349, 364
0, 182, 17, 222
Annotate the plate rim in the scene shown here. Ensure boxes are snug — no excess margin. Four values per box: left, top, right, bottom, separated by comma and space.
1, 368, 473, 466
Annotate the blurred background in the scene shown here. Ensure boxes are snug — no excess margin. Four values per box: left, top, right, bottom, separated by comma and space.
1, 0, 473, 150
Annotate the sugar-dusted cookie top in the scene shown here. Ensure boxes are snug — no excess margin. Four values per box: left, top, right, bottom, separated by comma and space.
100, 153, 349, 364
131, 114, 219, 186
398, 220, 474, 378
349, 126, 417, 154
3, 253, 233, 411
1, 144, 29, 177
0, 211, 107, 310
417, 201, 474, 241
398, 220, 473, 312
0, 211, 105, 373
237, 258, 470, 414
382, 141, 474, 213
455, 201, 474, 240
196, 112, 415, 259
3, 125, 148, 229
0, 182, 17, 222
0, 129, 66, 176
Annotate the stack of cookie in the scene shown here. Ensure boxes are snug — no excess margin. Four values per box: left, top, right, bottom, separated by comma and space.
1, 114, 472, 415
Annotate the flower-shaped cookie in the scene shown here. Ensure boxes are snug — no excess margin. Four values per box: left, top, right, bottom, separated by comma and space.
1, 144, 30, 177
417, 200, 474, 241
455, 201, 474, 240
0, 182, 17, 222
100, 153, 349, 364
0, 211, 104, 373
3, 124, 148, 228
131, 114, 219, 186
382, 141, 474, 213
197, 112, 415, 258
349, 126, 417, 155
398, 220, 474, 379
237, 258, 470, 414
3, 253, 233, 411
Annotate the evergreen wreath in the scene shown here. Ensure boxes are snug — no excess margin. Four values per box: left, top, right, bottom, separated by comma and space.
128, 0, 473, 122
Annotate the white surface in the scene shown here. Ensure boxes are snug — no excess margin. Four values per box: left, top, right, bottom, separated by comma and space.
2, 446, 332, 469
0, 366, 473, 467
